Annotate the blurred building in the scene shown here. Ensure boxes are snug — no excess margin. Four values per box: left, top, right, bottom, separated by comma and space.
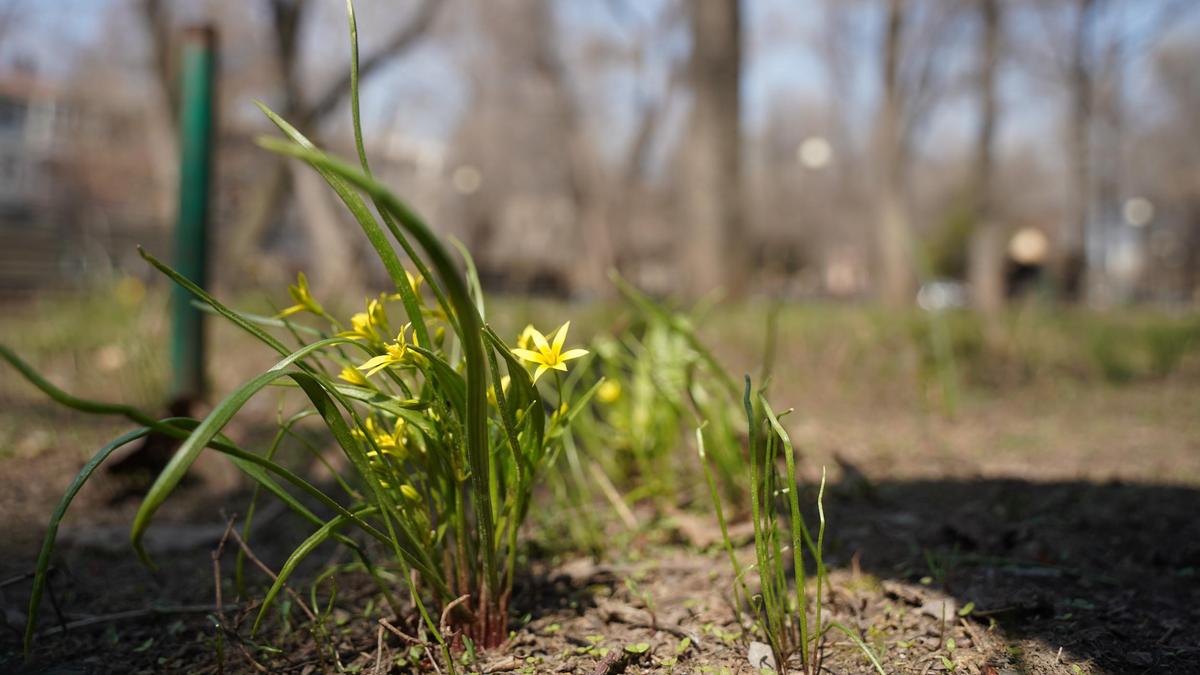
0, 63, 168, 299
0, 67, 75, 297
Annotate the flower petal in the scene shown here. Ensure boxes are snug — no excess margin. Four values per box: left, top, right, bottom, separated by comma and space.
365, 362, 394, 377
357, 355, 391, 371
532, 364, 549, 383
552, 321, 570, 353
530, 327, 551, 352
511, 348, 544, 364
558, 348, 589, 361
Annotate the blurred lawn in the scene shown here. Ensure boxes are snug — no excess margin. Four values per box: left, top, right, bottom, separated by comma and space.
2, 281, 1198, 484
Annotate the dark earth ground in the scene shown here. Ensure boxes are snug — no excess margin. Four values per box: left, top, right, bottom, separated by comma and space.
1, 299, 1198, 674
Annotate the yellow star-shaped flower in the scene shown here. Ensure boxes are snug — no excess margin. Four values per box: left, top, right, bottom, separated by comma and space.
352, 416, 409, 461
338, 366, 369, 386
511, 321, 588, 383
339, 299, 389, 344
277, 272, 328, 319
356, 325, 411, 377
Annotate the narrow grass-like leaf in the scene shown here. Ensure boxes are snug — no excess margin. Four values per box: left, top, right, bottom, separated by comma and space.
483, 326, 544, 449
139, 248, 293, 358
340, 0, 453, 331
258, 140, 503, 612
128, 370, 391, 565
254, 101, 433, 350
24, 427, 151, 656
1, 349, 377, 554
449, 235, 486, 320
696, 426, 749, 612
194, 303, 322, 336
610, 271, 739, 400
1, 344, 158, 426
826, 621, 887, 675
409, 345, 466, 419
761, 397, 809, 664
252, 506, 378, 634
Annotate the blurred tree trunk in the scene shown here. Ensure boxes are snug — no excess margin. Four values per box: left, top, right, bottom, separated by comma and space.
876, 0, 914, 306
1059, 0, 1097, 301
527, 0, 614, 298
967, 0, 1003, 314
137, 0, 181, 229
681, 0, 742, 296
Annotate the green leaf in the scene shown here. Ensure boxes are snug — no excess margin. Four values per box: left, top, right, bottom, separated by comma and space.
624, 643, 650, 655
128, 368, 418, 578
253, 507, 377, 634
25, 427, 151, 656
255, 101, 433, 350
409, 345, 466, 420
139, 248, 292, 358
449, 235, 486, 320
826, 621, 887, 675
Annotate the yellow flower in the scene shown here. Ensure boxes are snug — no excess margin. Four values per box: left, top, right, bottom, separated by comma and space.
399, 484, 421, 502
353, 416, 408, 460
376, 418, 409, 458
385, 271, 424, 304
511, 321, 589, 383
340, 298, 389, 343
277, 272, 327, 319
356, 325, 411, 377
597, 380, 621, 404
338, 366, 369, 386
516, 324, 538, 350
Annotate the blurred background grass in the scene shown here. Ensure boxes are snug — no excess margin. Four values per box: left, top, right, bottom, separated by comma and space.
5, 282, 1196, 484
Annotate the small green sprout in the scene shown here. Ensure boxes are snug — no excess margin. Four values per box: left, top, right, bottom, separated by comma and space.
624, 643, 651, 655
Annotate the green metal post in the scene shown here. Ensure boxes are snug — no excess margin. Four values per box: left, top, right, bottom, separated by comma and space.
171, 26, 216, 401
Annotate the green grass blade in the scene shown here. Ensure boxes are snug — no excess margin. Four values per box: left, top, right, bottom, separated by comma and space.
449, 235, 486, 320
0, 348, 378, 551
24, 427, 151, 656
827, 621, 887, 675
1, 344, 157, 426
345, 0, 369, 175
696, 426, 749, 610
139, 248, 293, 358
761, 397, 809, 662
254, 101, 432, 349
610, 271, 739, 401
6, 307, 418, 639
546, 375, 605, 439
129, 369, 388, 567
252, 506, 378, 634
482, 326, 544, 448
409, 345, 467, 419
194, 303, 322, 336
340, 0, 452, 329
260, 135, 497, 614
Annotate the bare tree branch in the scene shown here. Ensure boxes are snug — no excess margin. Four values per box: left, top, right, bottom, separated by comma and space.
137, 0, 178, 116
300, 0, 441, 126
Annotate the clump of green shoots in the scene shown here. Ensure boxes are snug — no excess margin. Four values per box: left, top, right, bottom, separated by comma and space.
700, 378, 885, 674
6, 1, 601, 669
565, 273, 747, 528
